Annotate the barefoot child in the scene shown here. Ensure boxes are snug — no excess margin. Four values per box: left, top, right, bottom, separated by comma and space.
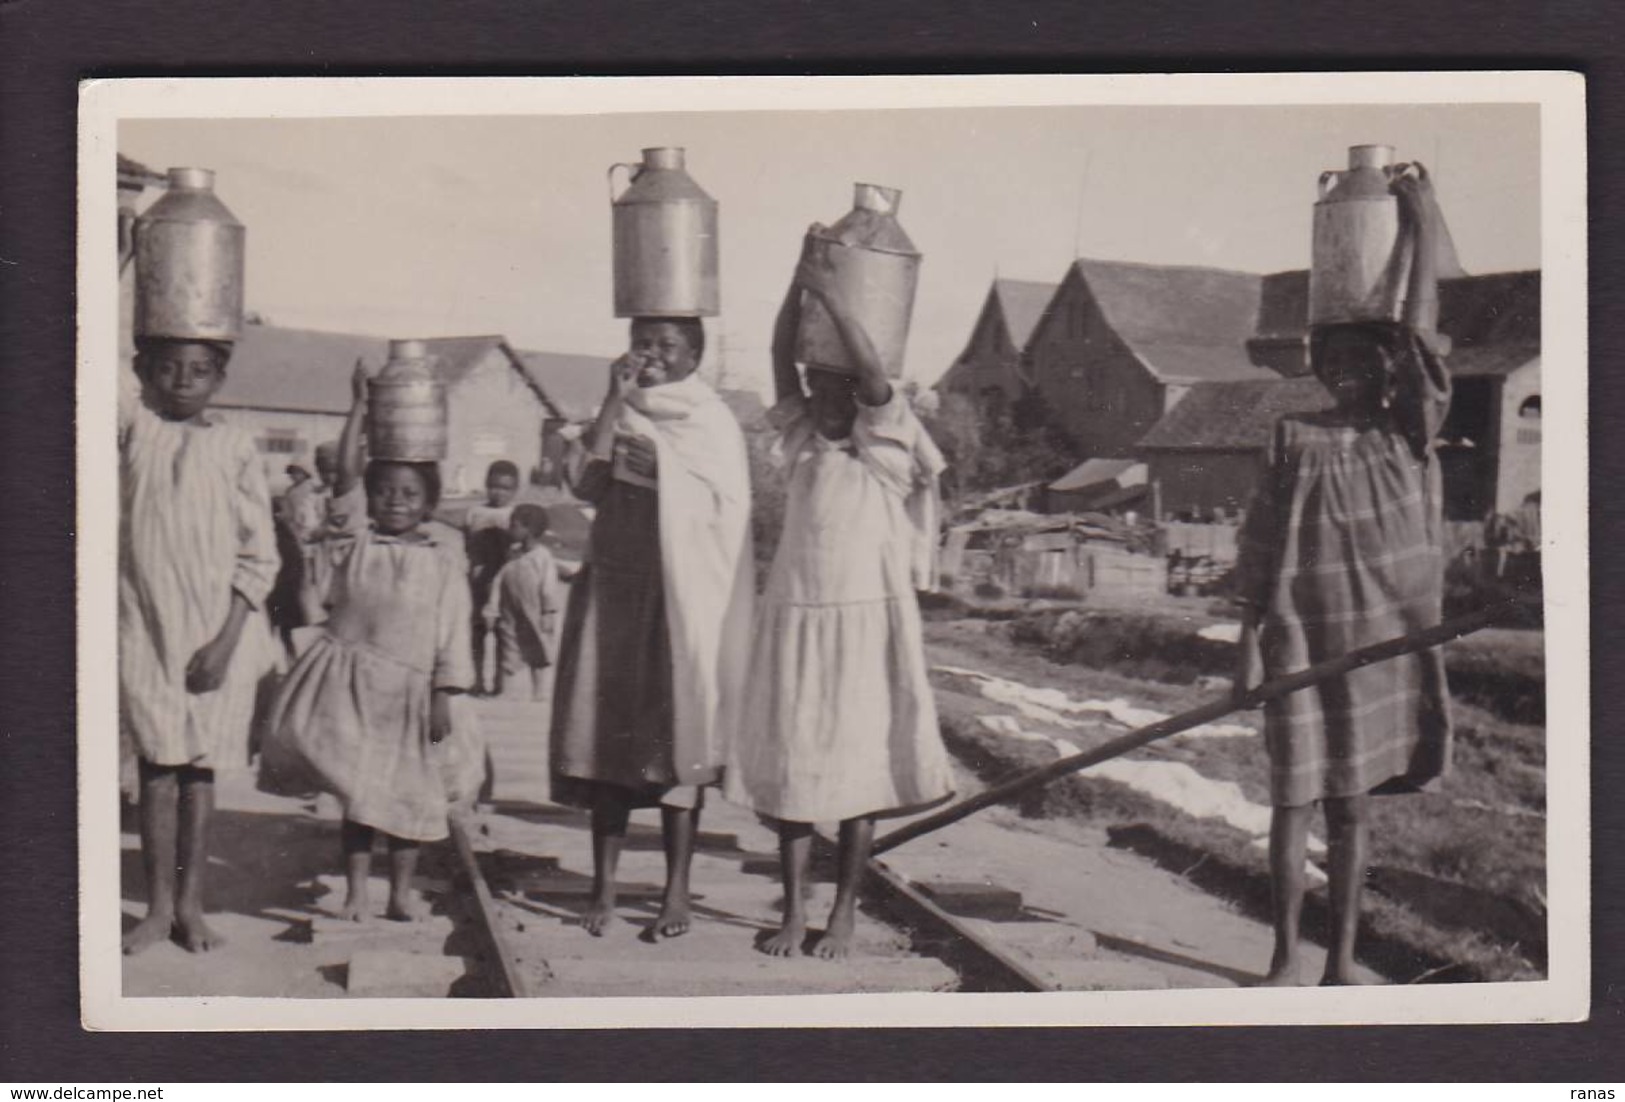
465, 460, 521, 694
550, 318, 754, 938
483, 504, 565, 702
1235, 163, 1453, 986
119, 337, 281, 954
726, 244, 954, 960
262, 364, 478, 922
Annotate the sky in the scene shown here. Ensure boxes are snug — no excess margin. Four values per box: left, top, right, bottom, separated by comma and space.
122, 102, 1539, 396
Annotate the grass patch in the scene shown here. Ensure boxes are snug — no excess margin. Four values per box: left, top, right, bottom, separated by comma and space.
936, 705, 1544, 983
1002, 608, 1544, 727
926, 618, 1547, 985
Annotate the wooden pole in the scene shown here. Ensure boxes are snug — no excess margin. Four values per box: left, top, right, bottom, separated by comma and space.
873, 600, 1513, 856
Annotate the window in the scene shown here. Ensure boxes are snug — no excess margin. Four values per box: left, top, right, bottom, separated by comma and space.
258, 430, 301, 455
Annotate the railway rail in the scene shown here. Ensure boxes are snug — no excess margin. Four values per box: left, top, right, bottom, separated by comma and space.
435, 603, 1515, 998
130, 605, 1512, 998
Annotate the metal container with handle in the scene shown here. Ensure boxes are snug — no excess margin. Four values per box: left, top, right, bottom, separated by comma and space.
1309, 144, 1411, 327
795, 183, 921, 378
609, 147, 719, 318
133, 167, 246, 342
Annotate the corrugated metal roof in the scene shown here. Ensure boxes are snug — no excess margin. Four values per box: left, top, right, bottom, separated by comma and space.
1137, 377, 1335, 452
1049, 457, 1142, 492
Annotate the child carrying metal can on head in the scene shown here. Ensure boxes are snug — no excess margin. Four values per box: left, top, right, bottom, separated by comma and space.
260, 362, 482, 924
119, 337, 282, 956
549, 317, 755, 941
1234, 163, 1454, 987
725, 238, 954, 960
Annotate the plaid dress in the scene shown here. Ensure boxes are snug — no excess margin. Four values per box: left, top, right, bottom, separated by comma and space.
1236, 329, 1454, 808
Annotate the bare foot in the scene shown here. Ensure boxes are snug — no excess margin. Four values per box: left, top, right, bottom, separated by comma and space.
580, 897, 619, 936
1320, 970, 1372, 986
122, 912, 175, 956
758, 919, 805, 957
337, 895, 370, 922
654, 897, 692, 939
812, 911, 856, 960
1253, 962, 1304, 987
385, 892, 429, 923
174, 911, 226, 953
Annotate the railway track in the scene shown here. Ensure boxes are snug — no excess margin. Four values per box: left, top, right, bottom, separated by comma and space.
425, 698, 1090, 998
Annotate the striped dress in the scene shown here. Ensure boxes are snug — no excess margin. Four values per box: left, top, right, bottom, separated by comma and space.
119, 376, 280, 770
1236, 329, 1454, 808
261, 487, 481, 841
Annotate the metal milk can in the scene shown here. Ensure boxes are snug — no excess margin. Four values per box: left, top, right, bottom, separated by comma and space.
133, 167, 246, 342
795, 183, 921, 378
609, 147, 719, 318
1309, 144, 1412, 327
367, 339, 448, 462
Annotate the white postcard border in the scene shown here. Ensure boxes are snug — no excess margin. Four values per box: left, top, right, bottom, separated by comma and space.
77, 71, 1589, 1031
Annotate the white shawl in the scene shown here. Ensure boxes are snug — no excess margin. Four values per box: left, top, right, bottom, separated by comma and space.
611, 375, 755, 778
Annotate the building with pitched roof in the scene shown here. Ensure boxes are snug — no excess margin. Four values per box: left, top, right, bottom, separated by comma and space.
1134, 269, 1541, 520
1135, 376, 1334, 519
1022, 259, 1278, 461
935, 278, 1058, 418
212, 324, 595, 496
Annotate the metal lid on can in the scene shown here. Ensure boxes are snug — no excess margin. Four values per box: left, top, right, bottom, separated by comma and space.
167, 167, 217, 191
389, 339, 430, 361
853, 183, 902, 215
1347, 144, 1395, 171
642, 147, 686, 170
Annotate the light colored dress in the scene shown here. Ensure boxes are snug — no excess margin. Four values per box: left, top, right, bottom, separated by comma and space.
261, 486, 481, 841
1236, 326, 1454, 808
118, 371, 280, 771
726, 391, 954, 823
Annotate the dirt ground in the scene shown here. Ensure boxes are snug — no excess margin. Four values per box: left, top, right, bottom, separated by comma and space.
122, 691, 1380, 997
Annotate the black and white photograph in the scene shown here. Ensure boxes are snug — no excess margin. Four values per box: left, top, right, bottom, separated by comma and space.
76, 73, 1588, 1030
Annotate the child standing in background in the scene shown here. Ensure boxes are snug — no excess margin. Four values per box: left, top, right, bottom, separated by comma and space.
465, 460, 521, 694
262, 364, 480, 922
1235, 164, 1453, 986
484, 503, 565, 702
726, 243, 953, 960
120, 337, 281, 955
